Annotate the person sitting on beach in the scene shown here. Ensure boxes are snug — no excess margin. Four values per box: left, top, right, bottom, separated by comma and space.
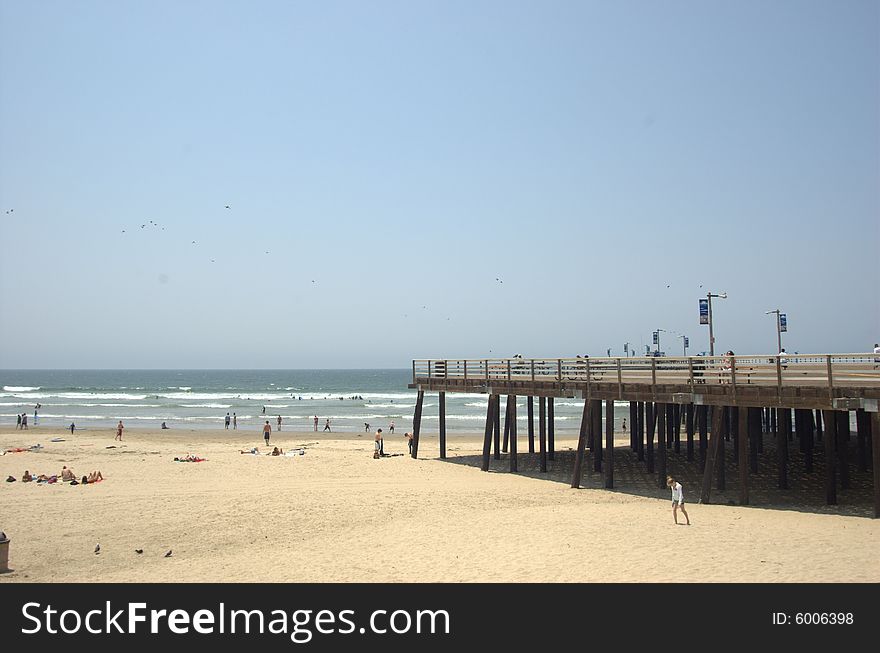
22, 470, 33, 482
60, 466, 76, 482
87, 470, 104, 482
161, 421, 169, 429
240, 447, 259, 454
270, 446, 283, 456
36, 474, 58, 483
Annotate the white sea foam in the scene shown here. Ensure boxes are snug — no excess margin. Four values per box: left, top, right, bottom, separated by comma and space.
181, 403, 233, 409
3, 386, 41, 392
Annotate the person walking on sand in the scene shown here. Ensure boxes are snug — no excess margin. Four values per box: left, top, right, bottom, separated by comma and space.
389, 421, 395, 434
21, 413, 28, 430
324, 418, 331, 432
233, 413, 237, 429
405, 431, 413, 455
263, 420, 272, 446
225, 413, 230, 429
16, 413, 21, 430
277, 415, 282, 432
376, 428, 384, 455
314, 415, 319, 431
69, 422, 75, 435
667, 476, 690, 525
115, 420, 124, 441
622, 418, 627, 433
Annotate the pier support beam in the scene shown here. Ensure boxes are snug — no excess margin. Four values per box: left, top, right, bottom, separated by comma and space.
630, 401, 637, 451
673, 404, 681, 454
502, 397, 510, 454
646, 402, 655, 473
481, 395, 496, 472
777, 407, 789, 489
657, 403, 667, 488
698, 405, 708, 471
856, 409, 869, 473
539, 397, 547, 473
605, 399, 614, 488
700, 405, 725, 503
685, 404, 695, 462
822, 410, 837, 505
527, 396, 535, 454
493, 394, 501, 460
548, 398, 555, 461
872, 412, 880, 518
738, 406, 749, 505
411, 390, 425, 459
836, 411, 850, 490
592, 399, 602, 472
748, 407, 759, 474
717, 408, 727, 491
509, 395, 518, 473
637, 401, 645, 462
571, 399, 591, 489
439, 392, 446, 460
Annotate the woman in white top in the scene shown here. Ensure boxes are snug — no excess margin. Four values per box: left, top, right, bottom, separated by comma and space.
666, 476, 690, 525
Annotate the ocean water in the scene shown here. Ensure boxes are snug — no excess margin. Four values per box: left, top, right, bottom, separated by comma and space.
0, 369, 632, 434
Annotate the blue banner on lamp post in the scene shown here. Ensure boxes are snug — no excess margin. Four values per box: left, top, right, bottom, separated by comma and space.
699, 299, 709, 324
779, 314, 787, 332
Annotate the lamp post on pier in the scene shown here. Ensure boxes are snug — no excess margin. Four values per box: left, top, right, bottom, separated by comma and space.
701, 292, 727, 356
765, 309, 786, 353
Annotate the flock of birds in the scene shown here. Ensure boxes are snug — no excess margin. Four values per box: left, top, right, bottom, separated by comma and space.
94, 543, 171, 557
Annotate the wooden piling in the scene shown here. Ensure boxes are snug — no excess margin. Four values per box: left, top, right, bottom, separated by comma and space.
629, 401, 637, 451
527, 396, 535, 454
411, 390, 425, 459
548, 398, 555, 461
673, 404, 681, 453
748, 407, 759, 475
822, 410, 837, 505
509, 395, 518, 472
738, 406, 749, 505
637, 401, 645, 462
539, 396, 547, 473
571, 399, 591, 488
666, 404, 675, 448
685, 404, 695, 462
717, 407, 727, 491
481, 395, 495, 472
605, 399, 614, 488
439, 391, 446, 459
700, 405, 725, 503
836, 411, 850, 490
657, 403, 667, 488
502, 396, 510, 454
646, 402, 655, 473
777, 406, 788, 490
592, 399, 602, 472
803, 408, 814, 473
872, 411, 880, 518
698, 405, 708, 471
856, 409, 869, 473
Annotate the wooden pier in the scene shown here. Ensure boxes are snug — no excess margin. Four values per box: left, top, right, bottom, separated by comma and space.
408, 354, 880, 517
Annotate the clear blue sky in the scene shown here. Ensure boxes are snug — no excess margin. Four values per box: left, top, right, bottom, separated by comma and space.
1, 0, 877, 368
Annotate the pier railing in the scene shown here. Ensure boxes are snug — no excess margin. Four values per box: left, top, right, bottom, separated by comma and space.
413, 354, 880, 390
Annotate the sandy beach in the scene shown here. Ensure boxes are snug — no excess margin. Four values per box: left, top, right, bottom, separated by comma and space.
0, 425, 877, 583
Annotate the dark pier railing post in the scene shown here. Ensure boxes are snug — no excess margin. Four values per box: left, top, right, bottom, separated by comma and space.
698, 405, 708, 472
637, 401, 645, 462
777, 407, 789, 489
509, 395, 518, 473
700, 405, 725, 503
411, 390, 425, 459
571, 399, 591, 489
439, 391, 446, 460
656, 403, 667, 488
686, 404, 695, 462
646, 402, 655, 473
822, 410, 837, 505
527, 396, 535, 453
539, 397, 547, 473
548, 398, 555, 461
738, 406, 749, 505
605, 398, 614, 488
481, 395, 496, 472
836, 411, 850, 490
